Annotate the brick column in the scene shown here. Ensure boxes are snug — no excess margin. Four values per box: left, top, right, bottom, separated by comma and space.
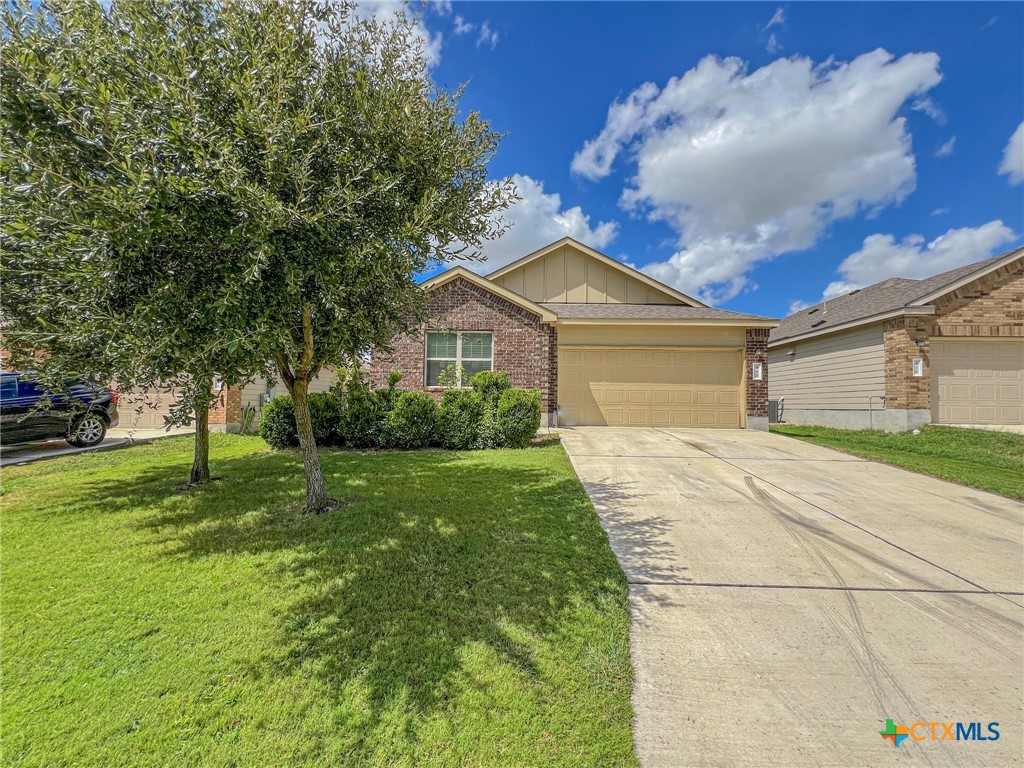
745, 328, 769, 430
208, 383, 242, 432
883, 317, 931, 411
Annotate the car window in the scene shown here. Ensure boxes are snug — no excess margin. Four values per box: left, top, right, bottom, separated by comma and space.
0, 377, 16, 400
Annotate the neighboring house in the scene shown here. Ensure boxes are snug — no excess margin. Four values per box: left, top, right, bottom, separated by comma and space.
365, 237, 779, 429
768, 246, 1024, 432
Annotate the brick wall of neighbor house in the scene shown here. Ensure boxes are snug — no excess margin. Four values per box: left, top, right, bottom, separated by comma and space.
366, 277, 558, 414
208, 384, 242, 430
931, 260, 1024, 338
883, 317, 931, 410
745, 328, 770, 419
883, 261, 1024, 411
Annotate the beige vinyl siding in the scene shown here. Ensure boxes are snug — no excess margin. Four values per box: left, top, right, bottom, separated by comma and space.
241, 368, 336, 423
559, 324, 744, 348
492, 243, 683, 304
768, 324, 885, 410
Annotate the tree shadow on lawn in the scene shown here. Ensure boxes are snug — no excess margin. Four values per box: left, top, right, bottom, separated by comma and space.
73, 445, 642, 757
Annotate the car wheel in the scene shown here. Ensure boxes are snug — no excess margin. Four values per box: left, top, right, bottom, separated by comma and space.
68, 414, 107, 447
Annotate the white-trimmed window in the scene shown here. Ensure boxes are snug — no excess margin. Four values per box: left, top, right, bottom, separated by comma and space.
426, 331, 492, 386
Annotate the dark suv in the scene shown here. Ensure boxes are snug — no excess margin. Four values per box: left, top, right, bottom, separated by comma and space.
0, 371, 119, 447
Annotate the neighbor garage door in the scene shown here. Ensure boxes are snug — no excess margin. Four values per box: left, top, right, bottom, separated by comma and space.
558, 347, 742, 427
118, 386, 181, 429
931, 340, 1024, 425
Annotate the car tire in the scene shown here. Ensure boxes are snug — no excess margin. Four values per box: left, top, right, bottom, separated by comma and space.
68, 413, 107, 448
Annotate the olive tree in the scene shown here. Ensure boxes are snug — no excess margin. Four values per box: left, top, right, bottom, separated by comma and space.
2, 0, 274, 485
2, 0, 512, 511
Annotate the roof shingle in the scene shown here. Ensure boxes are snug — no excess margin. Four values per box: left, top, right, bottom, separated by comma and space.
769, 247, 1024, 344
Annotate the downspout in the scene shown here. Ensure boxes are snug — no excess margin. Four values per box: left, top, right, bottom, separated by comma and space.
868, 395, 886, 430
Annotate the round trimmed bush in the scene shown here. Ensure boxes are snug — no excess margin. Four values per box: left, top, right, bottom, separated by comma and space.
259, 395, 297, 449
497, 388, 542, 448
470, 370, 511, 409
437, 389, 482, 450
382, 390, 438, 449
260, 392, 342, 448
308, 391, 343, 446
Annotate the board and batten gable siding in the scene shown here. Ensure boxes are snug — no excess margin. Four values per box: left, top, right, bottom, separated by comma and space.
768, 323, 885, 410
491, 243, 683, 304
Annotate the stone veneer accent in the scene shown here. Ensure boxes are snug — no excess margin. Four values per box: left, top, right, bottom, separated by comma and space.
366, 277, 558, 415
745, 327, 770, 422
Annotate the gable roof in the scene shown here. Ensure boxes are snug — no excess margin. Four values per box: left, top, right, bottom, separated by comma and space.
770, 245, 1024, 346
420, 266, 558, 322
485, 237, 708, 308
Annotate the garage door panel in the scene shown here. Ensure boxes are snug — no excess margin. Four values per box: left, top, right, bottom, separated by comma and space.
558, 347, 742, 427
933, 340, 1024, 426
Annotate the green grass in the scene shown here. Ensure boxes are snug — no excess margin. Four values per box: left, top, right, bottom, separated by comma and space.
1, 435, 637, 768
771, 424, 1024, 500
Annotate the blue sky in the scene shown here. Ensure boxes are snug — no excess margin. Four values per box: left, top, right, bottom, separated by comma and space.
394, 1, 1023, 317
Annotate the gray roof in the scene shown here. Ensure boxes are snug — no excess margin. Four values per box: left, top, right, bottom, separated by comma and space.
542, 303, 775, 322
770, 247, 1024, 344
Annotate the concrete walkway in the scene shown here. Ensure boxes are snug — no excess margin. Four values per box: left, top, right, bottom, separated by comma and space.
560, 427, 1023, 768
0, 426, 193, 467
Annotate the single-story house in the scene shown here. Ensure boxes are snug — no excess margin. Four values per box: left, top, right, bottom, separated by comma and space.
365, 237, 779, 429
768, 245, 1024, 432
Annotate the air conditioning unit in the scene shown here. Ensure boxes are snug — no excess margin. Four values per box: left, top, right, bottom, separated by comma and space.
768, 399, 781, 424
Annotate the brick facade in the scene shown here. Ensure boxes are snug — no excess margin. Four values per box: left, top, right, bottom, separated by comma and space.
208, 384, 242, 429
883, 261, 1023, 413
883, 316, 931, 410
745, 327, 770, 420
366, 277, 558, 414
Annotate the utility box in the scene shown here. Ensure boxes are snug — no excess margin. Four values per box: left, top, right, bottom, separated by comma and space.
768, 399, 781, 424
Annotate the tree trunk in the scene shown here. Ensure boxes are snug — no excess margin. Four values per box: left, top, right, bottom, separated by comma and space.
190, 404, 211, 486
292, 376, 331, 513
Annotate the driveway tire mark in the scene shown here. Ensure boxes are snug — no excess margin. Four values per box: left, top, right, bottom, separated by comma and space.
658, 429, 1022, 609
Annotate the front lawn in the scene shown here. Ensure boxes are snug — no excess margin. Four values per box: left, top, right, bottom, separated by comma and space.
771, 424, 1024, 500
1, 436, 637, 768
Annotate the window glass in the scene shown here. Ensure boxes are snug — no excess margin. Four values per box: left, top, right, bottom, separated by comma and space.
461, 333, 492, 360
462, 360, 491, 379
425, 360, 451, 387
426, 332, 457, 359
425, 331, 493, 386
0, 377, 17, 400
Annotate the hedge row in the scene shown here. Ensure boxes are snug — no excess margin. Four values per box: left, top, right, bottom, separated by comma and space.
259, 370, 542, 451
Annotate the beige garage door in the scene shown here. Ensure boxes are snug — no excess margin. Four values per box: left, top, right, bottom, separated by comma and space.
118, 386, 181, 429
558, 347, 742, 427
932, 340, 1024, 425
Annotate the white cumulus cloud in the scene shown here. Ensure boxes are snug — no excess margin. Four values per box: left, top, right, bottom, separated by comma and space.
467, 175, 618, 273
836, 220, 1017, 285
571, 49, 943, 303
999, 122, 1024, 185
785, 221, 1017, 314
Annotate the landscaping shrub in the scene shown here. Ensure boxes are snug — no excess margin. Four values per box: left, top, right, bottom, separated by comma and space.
339, 371, 386, 448
472, 370, 511, 449
382, 391, 438, 449
259, 392, 342, 448
307, 392, 343, 446
470, 370, 511, 408
259, 395, 297, 449
498, 388, 542, 448
437, 389, 482, 450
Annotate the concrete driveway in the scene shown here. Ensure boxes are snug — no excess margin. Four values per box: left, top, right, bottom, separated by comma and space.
560, 427, 1023, 768
0, 426, 193, 467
